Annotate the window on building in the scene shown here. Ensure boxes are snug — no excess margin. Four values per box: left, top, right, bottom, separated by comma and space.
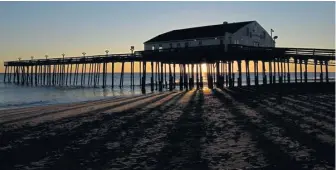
199, 40, 202, 45
263, 31, 266, 39
185, 42, 189, 48
152, 46, 155, 50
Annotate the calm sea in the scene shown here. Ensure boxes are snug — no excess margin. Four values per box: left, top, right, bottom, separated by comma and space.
0, 72, 334, 110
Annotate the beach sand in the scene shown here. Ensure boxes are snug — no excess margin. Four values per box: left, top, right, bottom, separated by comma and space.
0, 83, 334, 170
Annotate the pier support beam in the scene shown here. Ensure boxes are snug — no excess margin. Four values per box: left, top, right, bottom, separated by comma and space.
314, 59, 317, 82
272, 59, 276, 84
237, 60, 242, 87
269, 61, 272, 84
325, 60, 329, 83
254, 60, 259, 86
228, 62, 231, 88
4, 66, 7, 83
111, 62, 114, 88
287, 58, 290, 83
294, 59, 297, 83
304, 59, 308, 83
102, 62, 106, 88
142, 61, 146, 94
160, 62, 164, 91
246, 60, 250, 86
320, 60, 323, 83
300, 59, 303, 83
262, 61, 266, 85
151, 62, 154, 92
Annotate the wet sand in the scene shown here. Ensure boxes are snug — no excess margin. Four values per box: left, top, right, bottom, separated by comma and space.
0, 83, 334, 170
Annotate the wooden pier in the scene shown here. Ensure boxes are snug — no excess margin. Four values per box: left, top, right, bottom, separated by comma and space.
3, 44, 335, 93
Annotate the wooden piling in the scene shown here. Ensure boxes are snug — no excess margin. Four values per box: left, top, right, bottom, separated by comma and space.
254, 60, 258, 86
142, 61, 146, 93
4, 66, 7, 83
120, 62, 124, 88
160, 62, 164, 91
294, 59, 297, 83
173, 63, 176, 89
320, 60, 323, 82
287, 58, 290, 83
139, 61, 142, 87
151, 62, 154, 91
179, 64, 183, 91
169, 63, 173, 91
237, 60, 242, 86
155, 62, 158, 90
111, 62, 114, 88
314, 59, 317, 82
304, 59, 308, 83
246, 60, 250, 86
325, 60, 329, 83
300, 59, 303, 83
262, 61, 266, 85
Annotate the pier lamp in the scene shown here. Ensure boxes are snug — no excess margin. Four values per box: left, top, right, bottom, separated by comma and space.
18, 57, 21, 61
45, 55, 48, 60
62, 53, 65, 59
105, 50, 109, 56
130, 46, 134, 54
31, 56, 34, 60
273, 36, 278, 47
82, 52, 86, 57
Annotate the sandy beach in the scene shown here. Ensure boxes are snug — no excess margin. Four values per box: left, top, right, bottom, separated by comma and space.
0, 83, 334, 170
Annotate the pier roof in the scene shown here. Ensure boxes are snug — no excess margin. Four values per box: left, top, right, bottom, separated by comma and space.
144, 21, 254, 43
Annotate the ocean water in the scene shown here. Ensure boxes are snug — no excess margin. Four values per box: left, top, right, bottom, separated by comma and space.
0, 72, 334, 110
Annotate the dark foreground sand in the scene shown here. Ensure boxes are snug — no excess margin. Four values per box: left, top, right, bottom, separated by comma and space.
0, 83, 334, 170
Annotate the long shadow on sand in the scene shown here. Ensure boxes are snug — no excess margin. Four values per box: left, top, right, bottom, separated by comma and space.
154, 90, 209, 170
231, 87, 335, 136
214, 86, 335, 169
0, 92, 180, 169
213, 88, 308, 169
49, 91, 188, 170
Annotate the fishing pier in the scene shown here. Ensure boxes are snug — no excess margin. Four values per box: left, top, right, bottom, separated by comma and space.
3, 44, 335, 93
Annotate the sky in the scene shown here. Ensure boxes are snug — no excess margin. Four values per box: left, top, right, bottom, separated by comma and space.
0, 1, 335, 73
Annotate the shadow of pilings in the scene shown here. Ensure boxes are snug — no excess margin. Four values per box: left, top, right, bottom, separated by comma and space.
0, 92, 178, 170
212, 88, 308, 170
255, 98, 335, 138
154, 90, 209, 170
232, 83, 335, 98
0, 92, 166, 148
0, 94, 131, 117
50, 91, 188, 170
225, 86, 335, 122
0, 92, 164, 126
215, 88, 335, 168
266, 96, 335, 125
295, 94, 335, 109
226, 87, 335, 130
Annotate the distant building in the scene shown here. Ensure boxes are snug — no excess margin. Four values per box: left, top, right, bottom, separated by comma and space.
144, 21, 275, 51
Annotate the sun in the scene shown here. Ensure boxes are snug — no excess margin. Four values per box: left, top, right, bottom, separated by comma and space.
201, 63, 207, 73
